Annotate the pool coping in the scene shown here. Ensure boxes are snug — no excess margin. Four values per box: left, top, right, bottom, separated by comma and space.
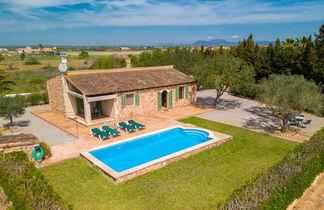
80, 125, 232, 183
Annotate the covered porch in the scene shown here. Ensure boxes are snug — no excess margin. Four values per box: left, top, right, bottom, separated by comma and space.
66, 90, 118, 126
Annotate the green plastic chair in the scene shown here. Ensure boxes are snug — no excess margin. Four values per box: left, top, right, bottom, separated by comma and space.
101, 126, 121, 136
90, 128, 111, 141
127, 120, 145, 129
118, 122, 136, 133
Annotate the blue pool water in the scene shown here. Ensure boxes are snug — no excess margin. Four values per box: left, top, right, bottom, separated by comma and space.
89, 127, 212, 172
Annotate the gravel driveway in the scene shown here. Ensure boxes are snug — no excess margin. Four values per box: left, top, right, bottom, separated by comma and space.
196, 90, 324, 141
0, 105, 76, 145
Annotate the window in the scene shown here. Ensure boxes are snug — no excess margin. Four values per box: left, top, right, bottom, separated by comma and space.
179, 86, 184, 99
126, 94, 134, 106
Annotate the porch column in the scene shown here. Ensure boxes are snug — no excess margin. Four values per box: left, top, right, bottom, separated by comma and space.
61, 74, 73, 114
83, 95, 91, 125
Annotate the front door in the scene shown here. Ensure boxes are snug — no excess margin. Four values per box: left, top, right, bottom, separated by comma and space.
161, 90, 168, 108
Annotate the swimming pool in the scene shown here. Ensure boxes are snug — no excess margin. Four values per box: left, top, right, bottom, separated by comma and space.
82, 126, 230, 182
90, 127, 212, 172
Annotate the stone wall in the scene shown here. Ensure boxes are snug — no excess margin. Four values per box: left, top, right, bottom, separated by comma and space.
47, 75, 65, 114
0, 134, 40, 155
117, 83, 196, 120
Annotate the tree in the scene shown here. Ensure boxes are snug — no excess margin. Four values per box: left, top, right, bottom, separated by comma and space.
0, 55, 4, 62
79, 51, 89, 59
20, 52, 26, 61
258, 74, 322, 132
38, 43, 43, 49
196, 54, 255, 105
0, 70, 15, 94
0, 96, 26, 124
297, 37, 317, 80
314, 23, 324, 86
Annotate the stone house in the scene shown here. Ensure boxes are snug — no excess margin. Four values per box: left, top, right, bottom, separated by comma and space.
47, 65, 196, 126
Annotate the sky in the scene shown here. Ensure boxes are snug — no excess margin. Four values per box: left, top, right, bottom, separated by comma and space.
0, 0, 323, 46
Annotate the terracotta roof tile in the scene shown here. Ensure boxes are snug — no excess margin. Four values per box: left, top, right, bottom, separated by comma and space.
66, 66, 195, 96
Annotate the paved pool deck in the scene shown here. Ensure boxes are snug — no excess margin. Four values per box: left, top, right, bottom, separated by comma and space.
33, 106, 215, 164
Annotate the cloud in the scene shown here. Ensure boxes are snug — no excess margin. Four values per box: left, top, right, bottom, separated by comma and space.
230, 35, 240, 39
207, 36, 213, 39
0, 0, 324, 33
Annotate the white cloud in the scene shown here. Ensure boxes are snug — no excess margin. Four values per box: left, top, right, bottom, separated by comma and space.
0, 0, 324, 32
230, 35, 240, 39
207, 36, 213, 39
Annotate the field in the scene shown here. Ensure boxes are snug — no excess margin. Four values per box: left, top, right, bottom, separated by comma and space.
40, 117, 297, 209
0, 51, 146, 94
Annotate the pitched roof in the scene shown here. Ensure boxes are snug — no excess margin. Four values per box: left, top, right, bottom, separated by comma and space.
66, 66, 195, 96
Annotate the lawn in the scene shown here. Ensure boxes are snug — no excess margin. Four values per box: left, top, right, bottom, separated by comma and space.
40, 117, 297, 209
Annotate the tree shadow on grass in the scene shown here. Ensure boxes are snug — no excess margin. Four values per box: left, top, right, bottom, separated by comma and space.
196, 96, 241, 111
242, 106, 279, 133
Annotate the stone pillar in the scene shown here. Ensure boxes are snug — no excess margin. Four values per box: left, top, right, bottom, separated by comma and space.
83, 95, 91, 125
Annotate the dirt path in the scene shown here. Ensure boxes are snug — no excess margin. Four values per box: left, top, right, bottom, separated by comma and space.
287, 173, 324, 210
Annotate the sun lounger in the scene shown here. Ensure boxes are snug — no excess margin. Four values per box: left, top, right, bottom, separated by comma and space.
90, 128, 111, 141
118, 122, 136, 133
101, 126, 121, 136
127, 120, 145, 129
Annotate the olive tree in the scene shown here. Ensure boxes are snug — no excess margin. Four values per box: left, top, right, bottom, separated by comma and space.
196, 54, 255, 105
0, 96, 26, 124
258, 74, 322, 132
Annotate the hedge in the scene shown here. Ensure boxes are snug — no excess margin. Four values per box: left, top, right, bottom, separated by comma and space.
262, 155, 323, 209
219, 128, 324, 210
0, 151, 71, 209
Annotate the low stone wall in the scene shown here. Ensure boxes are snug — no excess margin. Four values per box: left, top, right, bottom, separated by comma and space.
0, 134, 40, 155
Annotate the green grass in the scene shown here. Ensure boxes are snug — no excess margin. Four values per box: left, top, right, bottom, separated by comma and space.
40, 117, 297, 209
3, 55, 62, 61
3, 70, 57, 94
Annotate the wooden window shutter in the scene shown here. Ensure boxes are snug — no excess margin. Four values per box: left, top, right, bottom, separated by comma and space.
185, 85, 189, 99
176, 87, 179, 101
135, 93, 140, 106
158, 92, 162, 111
121, 95, 126, 108
168, 90, 173, 108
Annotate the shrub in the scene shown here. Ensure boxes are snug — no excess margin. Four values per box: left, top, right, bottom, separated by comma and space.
219, 128, 324, 210
39, 142, 52, 158
24, 57, 40, 65
27, 93, 42, 106
79, 51, 89, 59
42, 92, 49, 104
0, 151, 71, 209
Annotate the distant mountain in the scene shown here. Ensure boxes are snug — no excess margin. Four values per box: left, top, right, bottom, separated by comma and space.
192, 39, 237, 46
191, 39, 274, 47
